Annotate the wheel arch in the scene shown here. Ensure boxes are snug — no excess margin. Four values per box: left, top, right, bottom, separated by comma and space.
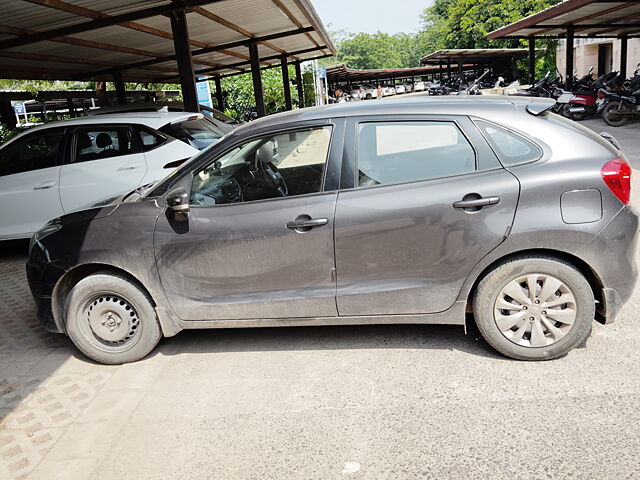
52, 263, 157, 333
464, 248, 605, 322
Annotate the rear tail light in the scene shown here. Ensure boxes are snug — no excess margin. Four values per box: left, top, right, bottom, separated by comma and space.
163, 157, 190, 169
601, 158, 631, 205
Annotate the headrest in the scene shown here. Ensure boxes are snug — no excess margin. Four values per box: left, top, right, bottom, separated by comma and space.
96, 132, 113, 149
255, 141, 273, 165
77, 132, 92, 150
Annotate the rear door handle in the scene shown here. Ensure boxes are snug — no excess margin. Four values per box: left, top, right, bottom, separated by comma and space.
286, 217, 329, 230
33, 180, 56, 190
453, 196, 500, 209
117, 163, 141, 171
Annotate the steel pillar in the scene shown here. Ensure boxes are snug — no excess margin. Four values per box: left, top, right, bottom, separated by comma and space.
249, 42, 266, 117
620, 35, 628, 80
294, 60, 304, 107
113, 70, 127, 105
565, 27, 575, 90
281, 55, 292, 111
528, 37, 536, 84
170, 8, 199, 112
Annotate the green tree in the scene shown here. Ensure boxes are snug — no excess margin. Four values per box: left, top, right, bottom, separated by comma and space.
420, 0, 562, 78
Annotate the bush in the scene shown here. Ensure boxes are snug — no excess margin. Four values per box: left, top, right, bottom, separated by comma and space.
0, 123, 20, 144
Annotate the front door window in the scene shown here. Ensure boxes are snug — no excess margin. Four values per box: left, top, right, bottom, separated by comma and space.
190, 126, 332, 206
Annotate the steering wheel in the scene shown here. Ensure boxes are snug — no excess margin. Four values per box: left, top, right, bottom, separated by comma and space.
253, 142, 288, 197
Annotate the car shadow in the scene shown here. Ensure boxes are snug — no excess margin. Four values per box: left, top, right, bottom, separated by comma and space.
0, 239, 505, 427
153, 319, 503, 361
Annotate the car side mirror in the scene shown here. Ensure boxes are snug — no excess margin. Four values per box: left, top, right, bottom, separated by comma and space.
166, 187, 190, 213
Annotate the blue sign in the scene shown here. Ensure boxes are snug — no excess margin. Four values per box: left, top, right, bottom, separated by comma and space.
318, 67, 327, 79
196, 78, 213, 110
13, 102, 25, 115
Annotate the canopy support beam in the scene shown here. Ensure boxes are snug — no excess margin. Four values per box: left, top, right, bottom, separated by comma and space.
113, 70, 126, 105
249, 42, 266, 117
528, 37, 536, 84
565, 26, 575, 90
295, 60, 304, 107
620, 34, 628, 81
170, 8, 199, 112
214, 76, 224, 111
281, 55, 292, 111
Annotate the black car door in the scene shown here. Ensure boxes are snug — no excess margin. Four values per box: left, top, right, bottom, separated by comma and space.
153, 120, 345, 321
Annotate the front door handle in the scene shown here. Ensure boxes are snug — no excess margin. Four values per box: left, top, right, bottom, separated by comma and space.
117, 163, 141, 171
33, 180, 56, 190
286, 217, 329, 231
453, 196, 500, 209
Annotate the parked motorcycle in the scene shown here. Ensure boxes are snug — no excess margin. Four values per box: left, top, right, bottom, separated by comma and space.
602, 64, 640, 127
510, 71, 557, 98
562, 70, 618, 121
457, 70, 490, 96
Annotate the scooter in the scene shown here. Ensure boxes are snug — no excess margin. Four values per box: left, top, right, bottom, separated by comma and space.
564, 70, 618, 120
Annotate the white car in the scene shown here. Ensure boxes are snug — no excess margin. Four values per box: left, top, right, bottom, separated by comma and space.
395, 84, 406, 95
0, 111, 224, 240
414, 81, 426, 92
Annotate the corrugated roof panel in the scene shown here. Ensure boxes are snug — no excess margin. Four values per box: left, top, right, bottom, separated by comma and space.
0, 0, 334, 82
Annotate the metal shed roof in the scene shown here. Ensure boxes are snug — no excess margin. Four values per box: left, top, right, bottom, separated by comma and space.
326, 64, 448, 82
0, 0, 335, 83
420, 49, 530, 64
487, 0, 640, 39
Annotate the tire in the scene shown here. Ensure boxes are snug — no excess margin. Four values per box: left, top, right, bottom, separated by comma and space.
473, 256, 594, 361
64, 271, 162, 365
603, 101, 629, 127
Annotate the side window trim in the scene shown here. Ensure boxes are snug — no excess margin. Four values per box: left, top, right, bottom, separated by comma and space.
352, 118, 478, 190
189, 124, 335, 209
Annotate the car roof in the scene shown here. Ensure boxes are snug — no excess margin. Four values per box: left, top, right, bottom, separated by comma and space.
21, 111, 201, 134
233, 95, 554, 135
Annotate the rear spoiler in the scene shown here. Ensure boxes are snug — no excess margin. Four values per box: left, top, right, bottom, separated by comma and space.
170, 113, 204, 125
525, 98, 556, 116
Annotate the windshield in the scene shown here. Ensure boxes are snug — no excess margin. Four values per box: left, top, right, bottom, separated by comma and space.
160, 118, 224, 150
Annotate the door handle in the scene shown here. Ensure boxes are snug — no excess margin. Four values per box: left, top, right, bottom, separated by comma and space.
117, 163, 141, 171
453, 196, 500, 209
286, 217, 329, 230
33, 180, 56, 190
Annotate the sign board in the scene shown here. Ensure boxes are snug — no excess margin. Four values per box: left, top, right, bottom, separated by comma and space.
318, 67, 326, 79
13, 102, 25, 115
196, 78, 213, 111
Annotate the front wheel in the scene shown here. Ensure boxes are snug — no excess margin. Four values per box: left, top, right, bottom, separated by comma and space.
473, 256, 594, 361
64, 272, 162, 364
603, 101, 629, 127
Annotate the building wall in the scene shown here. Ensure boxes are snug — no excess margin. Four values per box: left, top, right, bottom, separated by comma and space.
557, 37, 640, 79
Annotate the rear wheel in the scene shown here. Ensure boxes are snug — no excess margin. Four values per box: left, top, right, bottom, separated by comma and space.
473, 256, 594, 361
64, 272, 161, 364
603, 101, 629, 127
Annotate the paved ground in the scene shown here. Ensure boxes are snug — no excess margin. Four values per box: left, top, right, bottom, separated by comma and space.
1, 118, 640, 479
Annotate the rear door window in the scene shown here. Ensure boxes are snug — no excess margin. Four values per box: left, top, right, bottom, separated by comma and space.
0, 130, 65, 176
159, 117, 224, 150
74, 127, 134, 163
356, 121, 476, 187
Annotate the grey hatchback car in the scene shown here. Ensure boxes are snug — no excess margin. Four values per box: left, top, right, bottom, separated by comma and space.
27, 96, 638, 364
